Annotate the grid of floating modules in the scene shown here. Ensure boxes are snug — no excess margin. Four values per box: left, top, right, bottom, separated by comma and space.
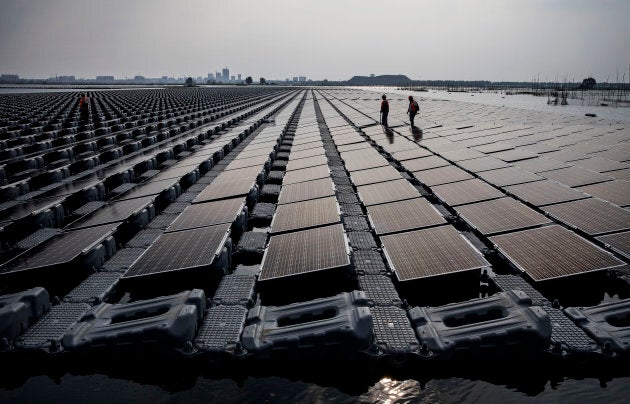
1, 86, 630, 381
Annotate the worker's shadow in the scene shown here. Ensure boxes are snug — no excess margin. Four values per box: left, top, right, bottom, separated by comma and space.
411, 126, 423, 142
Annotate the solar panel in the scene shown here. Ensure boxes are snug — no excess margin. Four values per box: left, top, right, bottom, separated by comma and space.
513, 157, 570, 173
341, 150, 389, 172
542, 149, 589, 162
259, 224, 350, 281
477, 167, 543, 187
505, 180, 590, 207
597, 231, 630, 260
2, 224, 116, 273
123, 223, 231, 278
356, 179, 420, 206
432, 178, 504, 206
403, 156, 450, 172
193, 177, 256, 203
542, 198, 630, 236
283, 164, 330, 185
381, 226, 489, 281
292, 134, 322, 145
286, 154, 329, 171
211, 165, 265, 184
412, 165, 473, 186
222, 154, 269, 171
114, 178, 179, 201
289, 147, 326, 160
278, 177, 335, 204
455, 197, 551, 235
489, 225, 624, 281
474, 142, 515, 154
291, 140, 324, 152
366, 198, 446, 235
577, 181, 630, 207
456, 156, 510, 173
491, 149, 538, 162
337, 142, 372, 153
541, 167, 613, 187
233, 148, 273, 160
391, 148, 433, 161
350, 165, 403, 186
70, 195, 155, 229
166, 197, 245, 233
440, 148, 487, 162
271, 196, 340, 233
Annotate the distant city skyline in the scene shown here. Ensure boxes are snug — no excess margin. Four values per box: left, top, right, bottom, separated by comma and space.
1, 0, 628, 83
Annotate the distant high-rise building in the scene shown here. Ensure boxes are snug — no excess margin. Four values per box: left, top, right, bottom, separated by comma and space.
96, 75, 115, 82
207, 73, 214, 80
0, 74, 19, 82
237, 74, 241, 81
292, 77, 298, 82
370, 74, 375, 77
299, 76, 306, 82
216, 71, 222, 81
222, 67, 229, 82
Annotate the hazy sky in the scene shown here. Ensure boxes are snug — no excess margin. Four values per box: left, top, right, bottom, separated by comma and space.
1, 0, 628, 82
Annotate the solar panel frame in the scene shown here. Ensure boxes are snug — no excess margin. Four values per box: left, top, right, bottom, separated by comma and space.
542, 198, 630, 236
289, 147, 326, 160
283, 164, 330, 185
2, 224, 117, 273
123, 223, 231, 278
454, 197, 552, 235
456, 156, 511, 173
286, 154, 329, 171
193, 177, 257, 204
342, 153, 390, 172
489, 225, 625, 281
366, 198, 447, 235
69, 195, 155, 229
277, 177, 336, 205
577, 181, 630, 207
541, 167, 614, 188
490, 149, 539, 162
350, 165, 404, 186
413, 165, 474, 186
476, 167, 544, 187
596, 231, 630, 260
356, 179, 421, 206
403, 156, 451, 172
505, 180, 590, 207
270, 196, 341, 234
431, 178, 505, 207
166, 197, 246, 233
259, 224, 350, 281
390, 148, 433, 161
381, 226, 490, 281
